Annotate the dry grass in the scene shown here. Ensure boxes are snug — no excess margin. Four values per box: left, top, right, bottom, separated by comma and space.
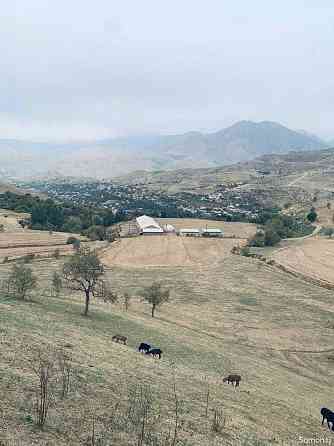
0, 211, 92, 261
270, 236, 334, 285
102, 236, 241, 267
102, 219, 255, 268
0, 247, 333, 444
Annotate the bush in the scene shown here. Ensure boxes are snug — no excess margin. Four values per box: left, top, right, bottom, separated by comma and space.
240, 246, 251, 257
66, 236, 79, 245
307, 208, 317, 223
323, 227, 334, 238
264, 228, 281, 246
53, 248, 60, 259
248, 230, 265, 247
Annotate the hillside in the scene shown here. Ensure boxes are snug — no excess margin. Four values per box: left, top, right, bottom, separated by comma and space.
0, 121, 327, 180
115, 148, 334, 200
0, 239, 333, 444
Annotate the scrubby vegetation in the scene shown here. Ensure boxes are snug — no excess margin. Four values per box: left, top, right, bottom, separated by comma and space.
0, 191, 126, 239
249, 212, 314, 247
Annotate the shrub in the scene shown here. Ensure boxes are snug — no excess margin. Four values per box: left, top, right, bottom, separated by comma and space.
307, 207, 317, 223
66, 236, 78, 245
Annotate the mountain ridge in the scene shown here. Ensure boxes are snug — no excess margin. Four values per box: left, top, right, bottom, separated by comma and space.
0, 120, 328, 180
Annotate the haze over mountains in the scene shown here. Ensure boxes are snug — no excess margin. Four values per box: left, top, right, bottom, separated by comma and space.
0, 121, 329, 180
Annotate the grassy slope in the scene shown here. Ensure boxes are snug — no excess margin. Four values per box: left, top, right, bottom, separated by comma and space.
0, 255, 333, 445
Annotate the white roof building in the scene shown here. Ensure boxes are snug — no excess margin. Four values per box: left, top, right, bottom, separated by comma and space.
162, 224, 176, 233
136, 215, 164, 234
179, 228, 201, 236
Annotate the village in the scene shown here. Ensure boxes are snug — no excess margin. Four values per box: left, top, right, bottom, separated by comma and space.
18, 179, 270, 223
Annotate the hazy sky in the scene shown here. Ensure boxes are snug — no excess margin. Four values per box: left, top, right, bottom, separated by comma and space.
0, 1, 333, 140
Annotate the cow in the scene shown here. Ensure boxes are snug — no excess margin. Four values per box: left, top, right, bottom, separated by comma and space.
112, 334, 127, 345
321, 407, 334, 431
145, 348, 162, 359
223, 374, 241, 387
138, 342, 151, 353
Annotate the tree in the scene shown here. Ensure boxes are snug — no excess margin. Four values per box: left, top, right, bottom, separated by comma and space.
62, 216, 82, 233
9, 263, 37, 300
62, 248, 105, 316
324, 227, 334, 239
141, 282, 170, 318
307, 207, 318, 223
264, 228, 281, 246
52, 272, 63, 297
123, 292, 132, 311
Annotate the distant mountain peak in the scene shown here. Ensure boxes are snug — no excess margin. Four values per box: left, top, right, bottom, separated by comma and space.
0, 120, 327, 180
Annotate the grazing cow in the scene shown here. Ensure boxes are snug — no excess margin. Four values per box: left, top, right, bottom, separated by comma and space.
223, 374, 241, 387
321, 407, 334, 431
145, 348, 162, 359
138, 342, 151, 353
112, 334, 127, 345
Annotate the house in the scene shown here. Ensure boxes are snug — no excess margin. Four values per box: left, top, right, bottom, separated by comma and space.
201, 228, 223, 238
136, 215, 164, 235
179, 228, 201, 237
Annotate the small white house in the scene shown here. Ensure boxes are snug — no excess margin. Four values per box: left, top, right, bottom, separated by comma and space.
136, 215, 164, 235
179, 228, 201, 237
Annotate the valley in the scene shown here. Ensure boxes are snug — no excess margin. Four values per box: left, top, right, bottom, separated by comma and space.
1, 147, 334, 445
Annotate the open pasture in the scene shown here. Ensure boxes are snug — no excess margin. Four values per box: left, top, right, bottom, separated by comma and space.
0, 253, 333, 444
270, 236, 334, 285
103, 219, 255, 268
102, 235, 241, 267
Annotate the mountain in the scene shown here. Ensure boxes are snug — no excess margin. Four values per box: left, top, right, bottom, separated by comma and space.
115, 147, 334, 194
0, 121, 327, 180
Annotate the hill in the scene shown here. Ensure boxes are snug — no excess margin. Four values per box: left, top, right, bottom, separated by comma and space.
0, 238, 333, 444
116, 147, 334, 199
0, 121, 327, 179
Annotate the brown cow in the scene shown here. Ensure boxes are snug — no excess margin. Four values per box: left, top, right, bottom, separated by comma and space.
112, 334, 127, 345
223, 374, 241, 387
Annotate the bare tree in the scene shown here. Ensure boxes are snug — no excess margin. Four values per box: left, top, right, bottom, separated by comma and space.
31, 349, 55, 427
141, 282, 170, 318
56, 349, 73, 399
52, 271, 63, 297
62, 248, 106, 316
123, 292, 132, 312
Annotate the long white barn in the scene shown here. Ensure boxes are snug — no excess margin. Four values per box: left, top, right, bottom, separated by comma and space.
136, 215, 164, 235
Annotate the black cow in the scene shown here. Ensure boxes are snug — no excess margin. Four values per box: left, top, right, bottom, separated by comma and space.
145, 348, 162, 359
223, 374, 241, 387
138, 342, 151, 353
321, 407, 334, 431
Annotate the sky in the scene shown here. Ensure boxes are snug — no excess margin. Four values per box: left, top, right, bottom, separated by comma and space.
0, 0, 333, 141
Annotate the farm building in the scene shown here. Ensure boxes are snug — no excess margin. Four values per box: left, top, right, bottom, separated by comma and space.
162, 224, 176, 233
179, 228, 201, 237
201, 228, 223, 238
136, 215, 164, 235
